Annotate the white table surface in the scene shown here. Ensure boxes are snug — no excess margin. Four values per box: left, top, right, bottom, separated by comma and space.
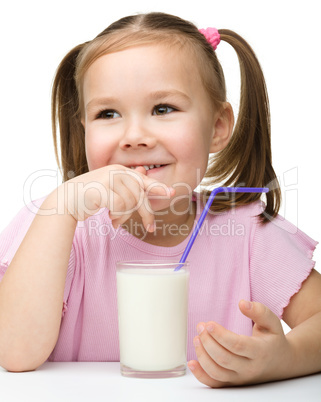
1, 362, 320, 402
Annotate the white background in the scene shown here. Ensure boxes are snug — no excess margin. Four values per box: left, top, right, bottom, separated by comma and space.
0, 0, 320, 272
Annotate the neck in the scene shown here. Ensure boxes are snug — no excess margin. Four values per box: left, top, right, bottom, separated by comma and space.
121, 198, 196, 247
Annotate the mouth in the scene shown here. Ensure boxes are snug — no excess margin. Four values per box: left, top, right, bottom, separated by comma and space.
128, 164, 168, 171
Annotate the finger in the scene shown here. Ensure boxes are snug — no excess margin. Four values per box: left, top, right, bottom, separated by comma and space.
132, 169, 174, 197
120, 176, 156, 230
110, 175, 153, 230
109, 206, 133, 227
197, 323, 249, 371
112, 166, 171, 197
109, 168, 173, 230
202, 321, 255, 359
119, 175, 145, 208
134, 166, 147, 175
239, 300, 283, 335
122, 169, 173, 230
126, 167, 172, 195
109, 187, 154, 232
187, 360, 228, 388
136, 188, 156, 231
107, 186, 136, 215
146, 181, 175, 199
192, 335, 237, 384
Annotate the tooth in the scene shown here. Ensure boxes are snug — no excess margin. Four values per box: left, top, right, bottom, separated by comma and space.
149, 165, 155, 169
155, 164, 161, 168
143, 165, 149, 170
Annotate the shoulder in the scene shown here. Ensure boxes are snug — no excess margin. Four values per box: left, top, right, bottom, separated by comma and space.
192, 195, 263, 245
0, 196, 47, 269
195, 192, 264, 224
0, 196, 46, 236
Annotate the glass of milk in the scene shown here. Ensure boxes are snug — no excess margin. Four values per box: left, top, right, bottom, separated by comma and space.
116, 260, 190, 378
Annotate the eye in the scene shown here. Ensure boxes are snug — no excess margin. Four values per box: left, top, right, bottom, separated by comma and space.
96, 110, 121, 119
153, 104, 175, 116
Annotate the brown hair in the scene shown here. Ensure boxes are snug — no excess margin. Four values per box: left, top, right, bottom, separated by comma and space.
51, 12, 281, 222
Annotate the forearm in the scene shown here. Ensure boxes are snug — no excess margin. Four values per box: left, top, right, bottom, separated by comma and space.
285, 311, 321, 378
0, 186, 77, 371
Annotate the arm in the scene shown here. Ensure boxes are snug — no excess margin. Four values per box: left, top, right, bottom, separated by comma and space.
189, 269, 321, 387
282, 269, 321, 377
0, 188, 77, 372
0, 165, 172, 372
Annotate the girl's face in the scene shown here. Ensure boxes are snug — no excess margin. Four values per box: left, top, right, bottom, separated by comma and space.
81, 44, 218, 210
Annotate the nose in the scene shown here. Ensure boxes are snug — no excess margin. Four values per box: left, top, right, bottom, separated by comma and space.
119, 121, 157, 150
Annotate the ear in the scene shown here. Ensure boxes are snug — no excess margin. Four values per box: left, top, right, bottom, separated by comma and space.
81, 117, 85, 129
209, 102, 234, 153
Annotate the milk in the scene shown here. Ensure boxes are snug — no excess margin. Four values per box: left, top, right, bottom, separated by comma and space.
116, 264, 189, 375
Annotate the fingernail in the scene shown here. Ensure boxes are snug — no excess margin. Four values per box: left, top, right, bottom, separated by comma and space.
188, 362, 196, 371
193, 337, 201, 347
243, 300, 252, 310
147, 222, 155, 232
162, 186, 174, 197
206, 323, 214, 333
197, 324, 204, 335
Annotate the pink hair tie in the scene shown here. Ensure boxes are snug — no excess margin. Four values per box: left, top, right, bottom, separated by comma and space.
199, 27, 220, 50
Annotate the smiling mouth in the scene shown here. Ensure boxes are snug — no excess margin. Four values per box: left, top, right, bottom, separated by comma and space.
129, 164, 167, 171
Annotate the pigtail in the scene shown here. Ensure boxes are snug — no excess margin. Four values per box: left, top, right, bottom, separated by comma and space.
205, 30, 281, 223
51, 43, 88, 182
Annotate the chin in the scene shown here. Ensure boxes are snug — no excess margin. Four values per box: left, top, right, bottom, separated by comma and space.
148, 198, 172, 216
149, 192, 192, 216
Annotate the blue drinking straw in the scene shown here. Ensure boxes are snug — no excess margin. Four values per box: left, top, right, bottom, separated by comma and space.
174, 187, 269, 271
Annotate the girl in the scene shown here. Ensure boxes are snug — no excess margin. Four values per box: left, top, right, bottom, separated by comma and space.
0, 12, 320, 387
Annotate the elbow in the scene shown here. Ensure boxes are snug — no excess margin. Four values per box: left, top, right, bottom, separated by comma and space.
0, 347, 51, 372
1, 362, 38, 373
0, 327, 58, 372
0, 355, 46, 372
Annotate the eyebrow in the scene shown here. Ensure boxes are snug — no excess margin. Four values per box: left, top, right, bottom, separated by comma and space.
147, 90, 191, 102
85, 90, 191, 112
86, 97, 118, 112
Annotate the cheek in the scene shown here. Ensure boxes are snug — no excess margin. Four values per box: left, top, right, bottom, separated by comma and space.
175, 125, 212, 187
85, 129, 111, 171
177, 125, 211, 168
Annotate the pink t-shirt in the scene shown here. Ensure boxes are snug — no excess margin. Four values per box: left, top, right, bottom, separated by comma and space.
0, 194, 318, 362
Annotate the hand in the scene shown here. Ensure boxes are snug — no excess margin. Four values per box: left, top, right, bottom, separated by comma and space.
63, 164, 174, 228
189, 300, 293, 387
